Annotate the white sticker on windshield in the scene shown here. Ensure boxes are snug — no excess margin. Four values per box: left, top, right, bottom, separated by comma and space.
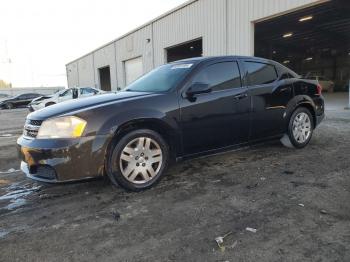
171, 64, 193, 69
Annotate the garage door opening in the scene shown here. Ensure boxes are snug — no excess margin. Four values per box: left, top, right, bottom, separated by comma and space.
124, 57, 143, 86
254, 0, 350, 93
98, 66, 111, 91
166, 38, 203, 63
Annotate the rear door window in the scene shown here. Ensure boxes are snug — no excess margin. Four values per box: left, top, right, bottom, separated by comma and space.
244, 61, 278, 86
191, 61, 241, 92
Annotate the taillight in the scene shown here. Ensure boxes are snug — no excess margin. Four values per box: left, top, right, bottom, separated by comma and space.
316, 84, 322, 95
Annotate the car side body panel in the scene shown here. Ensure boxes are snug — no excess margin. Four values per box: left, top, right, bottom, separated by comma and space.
16, 56, 325, 183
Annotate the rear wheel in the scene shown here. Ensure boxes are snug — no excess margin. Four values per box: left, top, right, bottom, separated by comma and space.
106, 129, 169, 191
287, 107, 313, 148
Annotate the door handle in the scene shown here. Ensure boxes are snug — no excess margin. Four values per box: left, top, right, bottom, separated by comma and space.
233, 93, 248, 100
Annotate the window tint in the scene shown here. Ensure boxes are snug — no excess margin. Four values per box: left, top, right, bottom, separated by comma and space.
28, 94, 38, 99
61, 89, 72, 97
280, 72, 295, 80
244, 62, 278, 86
18, 94, 28, 99
192, 62, 241, 91
126, 63, 193, 92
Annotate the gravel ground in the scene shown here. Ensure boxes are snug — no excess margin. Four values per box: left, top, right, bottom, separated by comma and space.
0, 97, 349, 262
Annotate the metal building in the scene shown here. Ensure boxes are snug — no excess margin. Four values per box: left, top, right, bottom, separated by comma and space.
66, 0, 350, 92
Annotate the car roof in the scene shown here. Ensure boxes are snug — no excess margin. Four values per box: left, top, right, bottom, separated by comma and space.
172, 55, 272, 64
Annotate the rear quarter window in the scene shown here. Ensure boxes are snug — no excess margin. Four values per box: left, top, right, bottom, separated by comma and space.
244, 61, 278, 86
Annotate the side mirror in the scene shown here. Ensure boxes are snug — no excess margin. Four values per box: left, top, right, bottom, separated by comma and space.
186, 83, 211, 97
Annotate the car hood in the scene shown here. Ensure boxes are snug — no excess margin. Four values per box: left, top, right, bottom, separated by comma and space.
28, 91, 156, 120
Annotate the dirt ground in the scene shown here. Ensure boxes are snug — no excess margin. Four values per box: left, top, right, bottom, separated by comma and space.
0, 95, 349, 262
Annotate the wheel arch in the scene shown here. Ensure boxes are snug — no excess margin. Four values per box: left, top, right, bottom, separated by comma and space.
105, 118, 180, 164
286, 96, 317, 128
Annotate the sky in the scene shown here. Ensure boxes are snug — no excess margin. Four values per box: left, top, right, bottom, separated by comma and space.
0, 0, 188, 87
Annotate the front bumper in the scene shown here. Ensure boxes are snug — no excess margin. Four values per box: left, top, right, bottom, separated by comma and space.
316, 112, 325, 127
17, 135, 111, 183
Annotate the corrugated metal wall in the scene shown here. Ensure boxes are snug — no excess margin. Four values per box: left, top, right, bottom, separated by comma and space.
115, 25, 153, 88
66, 62, 79, 87
93, 43, 117, 90
68, 0, 323, 90
77, 54, 94, 87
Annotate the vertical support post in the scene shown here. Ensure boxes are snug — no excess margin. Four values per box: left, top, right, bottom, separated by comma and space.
346, 79, 350, 110
348, 79, 350, 109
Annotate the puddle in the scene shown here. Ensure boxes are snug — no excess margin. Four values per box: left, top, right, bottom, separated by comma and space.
0, 183, 41, 211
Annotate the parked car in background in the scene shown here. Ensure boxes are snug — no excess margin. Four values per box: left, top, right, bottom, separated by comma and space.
0, 94, 10, 99
0, 93, 42, 109
18, 56, 325, 191
28, 87, 104, 111
305, 75, 335, 92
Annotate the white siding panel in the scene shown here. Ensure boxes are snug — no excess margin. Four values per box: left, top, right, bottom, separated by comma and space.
66, 62, 79, 87
153, 0, 227, 66
115, 25, 153, 88
93, 43, 117, 90
77, 54, 94, 87
124, 57, 143, 85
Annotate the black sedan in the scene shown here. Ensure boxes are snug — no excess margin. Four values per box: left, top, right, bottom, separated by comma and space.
17, 56, 324, 191
0, 93, 42, 109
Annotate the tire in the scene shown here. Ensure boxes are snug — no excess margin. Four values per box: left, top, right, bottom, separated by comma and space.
106, 129, 169, 191
5, 103, 13, 110
287, 107, 314, 149
45, 102, 56, 107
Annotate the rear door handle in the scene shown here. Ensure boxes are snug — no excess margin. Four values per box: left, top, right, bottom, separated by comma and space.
233, 93, 248, 100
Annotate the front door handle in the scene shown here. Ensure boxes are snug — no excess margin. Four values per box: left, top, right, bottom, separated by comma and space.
233, 93, 248, 100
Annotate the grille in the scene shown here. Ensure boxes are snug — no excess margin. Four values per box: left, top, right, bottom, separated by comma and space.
28, 119, 43, 126
23, 119, 42, 139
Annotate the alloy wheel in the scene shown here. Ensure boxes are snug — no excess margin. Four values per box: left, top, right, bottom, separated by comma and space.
119, 137, 163, 184
292, 112, 312, 143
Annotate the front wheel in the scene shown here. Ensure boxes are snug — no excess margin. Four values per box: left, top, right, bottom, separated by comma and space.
106, 129, 169, 191
5, 103, 13, 109
287, 107, 314, 148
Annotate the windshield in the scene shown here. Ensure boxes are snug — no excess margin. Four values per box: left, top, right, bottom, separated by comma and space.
125, 63, 194, 92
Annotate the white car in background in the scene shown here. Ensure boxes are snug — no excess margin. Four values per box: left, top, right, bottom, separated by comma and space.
28, 87, 104, 112
305, 75, 335, 92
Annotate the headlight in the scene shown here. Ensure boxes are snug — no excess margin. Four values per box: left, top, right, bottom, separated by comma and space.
37, 116, 87, 139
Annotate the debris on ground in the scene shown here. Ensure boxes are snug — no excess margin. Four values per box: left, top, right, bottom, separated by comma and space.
246, 227, 257, 233
111, 210, 121, 221
260, 177, 266, 181
0, 179, 10, 185
246, 183, 259, 189
215, 231, 233, 252
283, 170, 295, 175
320, 209, 328, 214
298, 203, 305, 207
0, 168, 20, 174
0, 134, 13, 138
